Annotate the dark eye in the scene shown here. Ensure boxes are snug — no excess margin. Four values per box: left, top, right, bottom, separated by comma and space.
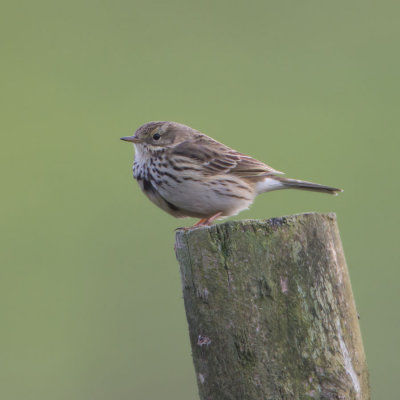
153, 133, 161, 140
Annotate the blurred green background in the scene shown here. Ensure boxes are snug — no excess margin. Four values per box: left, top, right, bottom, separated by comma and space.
1, 0, 398, 398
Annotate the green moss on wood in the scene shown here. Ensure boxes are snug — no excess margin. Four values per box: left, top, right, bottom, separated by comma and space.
175, 213, 369, 400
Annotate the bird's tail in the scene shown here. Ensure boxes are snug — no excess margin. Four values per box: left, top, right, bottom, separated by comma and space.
257, 176, 342, 195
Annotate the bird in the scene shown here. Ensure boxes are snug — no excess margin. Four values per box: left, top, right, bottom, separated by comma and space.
121, 121, 342, 228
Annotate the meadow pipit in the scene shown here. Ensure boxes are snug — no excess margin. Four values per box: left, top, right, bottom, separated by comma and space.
121, 121, 342, 228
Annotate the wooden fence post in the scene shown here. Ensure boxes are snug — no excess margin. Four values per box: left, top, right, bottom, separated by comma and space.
175, 212, 369, 400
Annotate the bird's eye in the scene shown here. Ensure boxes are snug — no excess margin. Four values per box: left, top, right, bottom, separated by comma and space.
153, 133, 161, 140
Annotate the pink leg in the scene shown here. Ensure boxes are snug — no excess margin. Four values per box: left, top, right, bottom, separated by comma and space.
192, 218, 209, 227
177, 212, 223, 231
177, 217, 207, 231
193, 212, 223, 227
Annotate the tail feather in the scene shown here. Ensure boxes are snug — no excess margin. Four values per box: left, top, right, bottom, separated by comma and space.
256, 176, 342, 195
276, 177, 343, 195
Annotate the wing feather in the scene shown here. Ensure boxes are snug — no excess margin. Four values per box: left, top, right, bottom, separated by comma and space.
170, 135, 284, 179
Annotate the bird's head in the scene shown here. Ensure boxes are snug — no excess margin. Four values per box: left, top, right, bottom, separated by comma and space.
121, 121, 197, 150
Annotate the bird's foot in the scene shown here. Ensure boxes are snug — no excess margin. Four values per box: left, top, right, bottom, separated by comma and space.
176, 212, 223, 231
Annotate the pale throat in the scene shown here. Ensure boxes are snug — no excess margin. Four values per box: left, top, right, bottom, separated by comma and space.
133, 143, 166, 164
133, 144, 148, 163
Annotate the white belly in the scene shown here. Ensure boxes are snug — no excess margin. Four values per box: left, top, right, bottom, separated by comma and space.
154, 175, 255, 218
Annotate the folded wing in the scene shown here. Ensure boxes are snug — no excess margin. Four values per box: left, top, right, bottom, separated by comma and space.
171, 135, 284, 179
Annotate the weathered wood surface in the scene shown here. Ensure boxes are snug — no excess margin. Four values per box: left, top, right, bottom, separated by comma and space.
175, 212, 369, 400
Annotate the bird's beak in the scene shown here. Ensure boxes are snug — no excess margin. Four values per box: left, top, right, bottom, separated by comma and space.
120, 135, 141, 143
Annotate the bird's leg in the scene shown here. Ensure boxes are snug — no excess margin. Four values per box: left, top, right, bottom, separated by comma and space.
195, 212, 223, 227
177, 212, 223, 231
191, 218, 209, 228
176, 218, 207, 231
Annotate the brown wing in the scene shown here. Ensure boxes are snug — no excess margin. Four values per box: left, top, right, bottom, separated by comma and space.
171, 134, 284, 179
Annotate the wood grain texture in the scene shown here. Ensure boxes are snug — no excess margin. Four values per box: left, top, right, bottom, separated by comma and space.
175, 213, 369, 400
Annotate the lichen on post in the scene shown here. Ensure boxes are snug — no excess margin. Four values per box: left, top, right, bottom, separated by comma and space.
175, 212, 369, 400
